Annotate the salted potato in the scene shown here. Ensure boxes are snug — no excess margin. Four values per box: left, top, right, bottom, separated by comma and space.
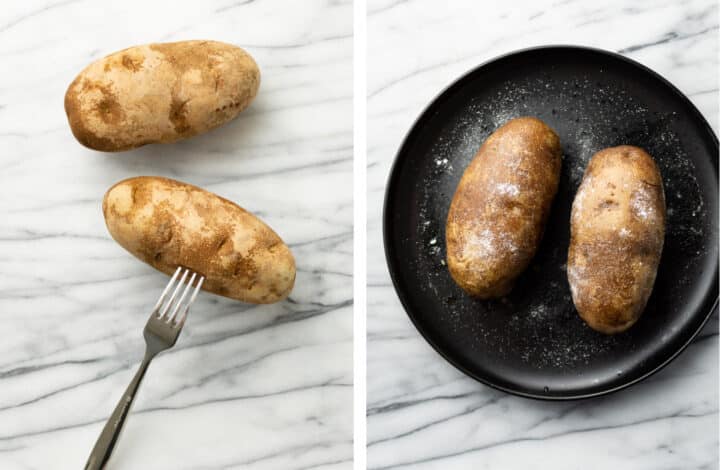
446, 117, 562, 298
568, 146, 665, 334
65, 40, 260, 151
103, 177, 295, 304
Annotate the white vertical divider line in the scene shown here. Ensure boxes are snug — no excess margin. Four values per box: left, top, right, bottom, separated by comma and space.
716, 4, 720, 452
353, 0, 368, 468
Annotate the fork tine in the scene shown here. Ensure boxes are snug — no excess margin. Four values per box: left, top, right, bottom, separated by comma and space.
153, 266, 182, 312
176, 276, 204, 327
167, 272, 197, 323
160, 268, 189, 318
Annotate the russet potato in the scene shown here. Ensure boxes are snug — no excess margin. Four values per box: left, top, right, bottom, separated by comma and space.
103, 177, 295, 304
65, 40, 259, 151
446, 117, 562, 298
568, 145, 665, 334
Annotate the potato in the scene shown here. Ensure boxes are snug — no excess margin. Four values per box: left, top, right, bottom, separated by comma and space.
65, 40, 260, 151
446, 117, 562, 298
568, 146, 665, 334
103, 177, 295, 304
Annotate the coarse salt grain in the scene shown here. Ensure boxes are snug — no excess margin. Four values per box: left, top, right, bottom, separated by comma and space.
496, 183, 520, 197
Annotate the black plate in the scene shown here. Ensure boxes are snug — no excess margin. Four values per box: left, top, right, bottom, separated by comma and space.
383, 46, 718, 400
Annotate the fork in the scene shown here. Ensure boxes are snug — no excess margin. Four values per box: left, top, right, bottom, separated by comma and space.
85, 267, 204, 470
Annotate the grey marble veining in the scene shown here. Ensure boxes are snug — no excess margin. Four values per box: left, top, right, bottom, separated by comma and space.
0, 0, 352, 469
367, 0, 718, 468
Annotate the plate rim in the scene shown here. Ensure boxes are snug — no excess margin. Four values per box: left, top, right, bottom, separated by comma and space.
382, 44, 719, 401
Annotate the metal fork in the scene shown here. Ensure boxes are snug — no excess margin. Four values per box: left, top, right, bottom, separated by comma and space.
85, 267, 204, 470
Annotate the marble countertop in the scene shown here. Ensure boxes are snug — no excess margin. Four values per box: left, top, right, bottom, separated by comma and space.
0, 1, 352, 469
367, 1, 718, 469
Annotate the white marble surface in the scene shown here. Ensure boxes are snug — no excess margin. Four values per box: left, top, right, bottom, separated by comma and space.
0, 1, 352, 469
367, 1, 718, 469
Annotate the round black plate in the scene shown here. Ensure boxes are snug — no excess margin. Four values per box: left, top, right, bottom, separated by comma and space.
383, 46, 718, 400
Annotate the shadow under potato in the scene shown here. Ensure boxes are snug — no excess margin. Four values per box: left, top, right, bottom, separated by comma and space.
89, 97, 273, 176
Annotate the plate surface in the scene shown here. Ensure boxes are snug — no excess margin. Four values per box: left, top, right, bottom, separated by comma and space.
383, 46, 719, 399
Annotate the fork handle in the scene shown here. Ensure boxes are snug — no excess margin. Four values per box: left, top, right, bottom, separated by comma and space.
85, 353, 153, 470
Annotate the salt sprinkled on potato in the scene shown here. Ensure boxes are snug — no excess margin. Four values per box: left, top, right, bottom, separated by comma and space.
568, 145, 665, 334
446, 117, 562, 298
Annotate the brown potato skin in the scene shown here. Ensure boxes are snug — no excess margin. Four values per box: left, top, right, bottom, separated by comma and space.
65, 40, 260, 151
103, 177, 295, 304
568, 146, 665, 334
446, 117, 562, 298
